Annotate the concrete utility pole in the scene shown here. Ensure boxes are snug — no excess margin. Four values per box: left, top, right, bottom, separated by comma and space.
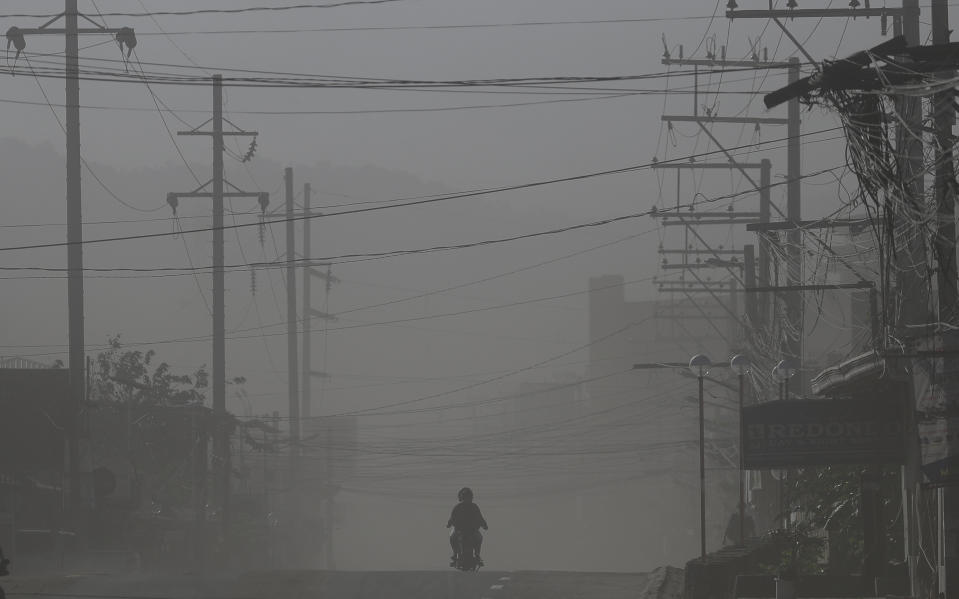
657, 49, 789, 354
302, 183, 312, 422
285, 167, 300, 490
297, 182, 339, 568
785, 57, 803, 389
931, 2, 957, 595
895, 3, 925, 594
167, 75, 267, 561
7, 0, 136, 521
727, 0, 915, 384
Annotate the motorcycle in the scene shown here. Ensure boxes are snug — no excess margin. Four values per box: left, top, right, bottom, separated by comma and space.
450, 531, 483, 572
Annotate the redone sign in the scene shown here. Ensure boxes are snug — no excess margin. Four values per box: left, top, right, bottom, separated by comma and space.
742, 397, 905, 468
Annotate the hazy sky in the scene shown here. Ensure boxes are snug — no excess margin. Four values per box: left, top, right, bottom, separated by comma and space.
0, 1, 947, 570
0, 1, 905, 191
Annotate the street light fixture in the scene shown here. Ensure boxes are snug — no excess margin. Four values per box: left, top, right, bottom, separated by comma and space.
771, 357, 799, 530
729, 354, 750, 544
688, 354, 711, 559
772, 357, 800, 400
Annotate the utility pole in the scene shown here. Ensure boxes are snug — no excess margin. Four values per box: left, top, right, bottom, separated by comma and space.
785, 57, 802, 391
755, 2, 932, 593
191, 405, 208, 569
931, 1, 957, 595
656, 47, 785, 355
896, 3, 925, 594
302, 183, 312, 422
7, 0, 136, 523
285, 168, 300, 498
167, 75, 268, 562
728, 0, 915, 389
297, 181, 338, 567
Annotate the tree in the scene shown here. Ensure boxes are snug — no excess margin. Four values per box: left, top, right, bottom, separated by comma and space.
92, 335, 209, 408
88, 336, 245, 513
779, 464, 902, 574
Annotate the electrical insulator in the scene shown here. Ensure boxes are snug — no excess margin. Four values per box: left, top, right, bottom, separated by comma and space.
258, 192, 270, 214
786, 0, 798, 8
166, 193, 179, 215
5, 27, 25, 60
115, 27, 137, 58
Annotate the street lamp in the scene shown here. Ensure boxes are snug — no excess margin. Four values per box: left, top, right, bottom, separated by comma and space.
772, 358, 799, 530
729, 354, 750, 544
772, 357, 799, 400
689, 353, 711, 559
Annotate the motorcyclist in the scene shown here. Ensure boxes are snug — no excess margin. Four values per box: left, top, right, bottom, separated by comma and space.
446, 487, 488, 567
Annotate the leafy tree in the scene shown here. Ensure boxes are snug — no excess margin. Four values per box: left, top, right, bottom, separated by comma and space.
88, 336, 245, 513
756, 524, 827, 579
779, 464, 902, 574
92, 335, 208, 408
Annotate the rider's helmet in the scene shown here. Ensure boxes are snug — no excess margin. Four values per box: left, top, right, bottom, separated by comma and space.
458, 487, 473, 502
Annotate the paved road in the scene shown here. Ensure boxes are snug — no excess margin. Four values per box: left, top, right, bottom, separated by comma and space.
1, 569, 651, 599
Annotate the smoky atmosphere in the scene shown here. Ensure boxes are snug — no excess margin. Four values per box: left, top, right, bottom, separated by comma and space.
1, 2, 959, 599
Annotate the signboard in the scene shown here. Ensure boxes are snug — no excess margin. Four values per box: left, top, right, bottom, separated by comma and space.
742, 398, 905, 468
911, 333, 959, 487
0, 369, 70, 472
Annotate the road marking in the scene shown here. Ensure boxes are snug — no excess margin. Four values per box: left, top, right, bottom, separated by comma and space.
499, 577, 511, 581
490, 584, 504, 590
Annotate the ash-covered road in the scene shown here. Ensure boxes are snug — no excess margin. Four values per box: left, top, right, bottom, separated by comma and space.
1, 569, 655, 599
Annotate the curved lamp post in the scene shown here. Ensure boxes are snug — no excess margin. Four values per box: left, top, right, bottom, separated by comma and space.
771, 357, 799, 529
729, 354, 751, 544
772, 357, 800, 401
689, 354, 711, 559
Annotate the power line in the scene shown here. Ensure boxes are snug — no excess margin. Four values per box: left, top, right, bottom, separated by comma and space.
0, 1, 405, 19
0, 127, 844, 255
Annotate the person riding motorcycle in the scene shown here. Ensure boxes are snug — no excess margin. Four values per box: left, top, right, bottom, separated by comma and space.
447, 487, 488, 567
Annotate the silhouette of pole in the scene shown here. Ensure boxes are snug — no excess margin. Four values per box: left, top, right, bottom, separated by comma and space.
64, 0, 83, 521
167, 75, 265, 563
689, 354, 711, 560
302, 183, 312, 421
210, 75, 232, 541
285, 168, 300, 489
7, 1, 136, 521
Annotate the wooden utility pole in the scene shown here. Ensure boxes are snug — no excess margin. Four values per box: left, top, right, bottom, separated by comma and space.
168, 75, 267, 562
8, 0, 136, 523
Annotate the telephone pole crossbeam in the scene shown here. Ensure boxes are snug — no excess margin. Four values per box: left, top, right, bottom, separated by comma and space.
727, 7, 909, 19
659, 219, 761, 227
654, 211, 762, 218
652, 162, 766, 170
663, 58, 792, 68
662, 115, 789, 125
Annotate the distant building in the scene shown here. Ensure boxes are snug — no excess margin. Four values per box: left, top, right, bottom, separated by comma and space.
584, 275, 734, 567
0, 364, 71, 570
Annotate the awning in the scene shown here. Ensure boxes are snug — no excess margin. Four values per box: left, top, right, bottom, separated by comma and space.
810, 350, 888, 397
